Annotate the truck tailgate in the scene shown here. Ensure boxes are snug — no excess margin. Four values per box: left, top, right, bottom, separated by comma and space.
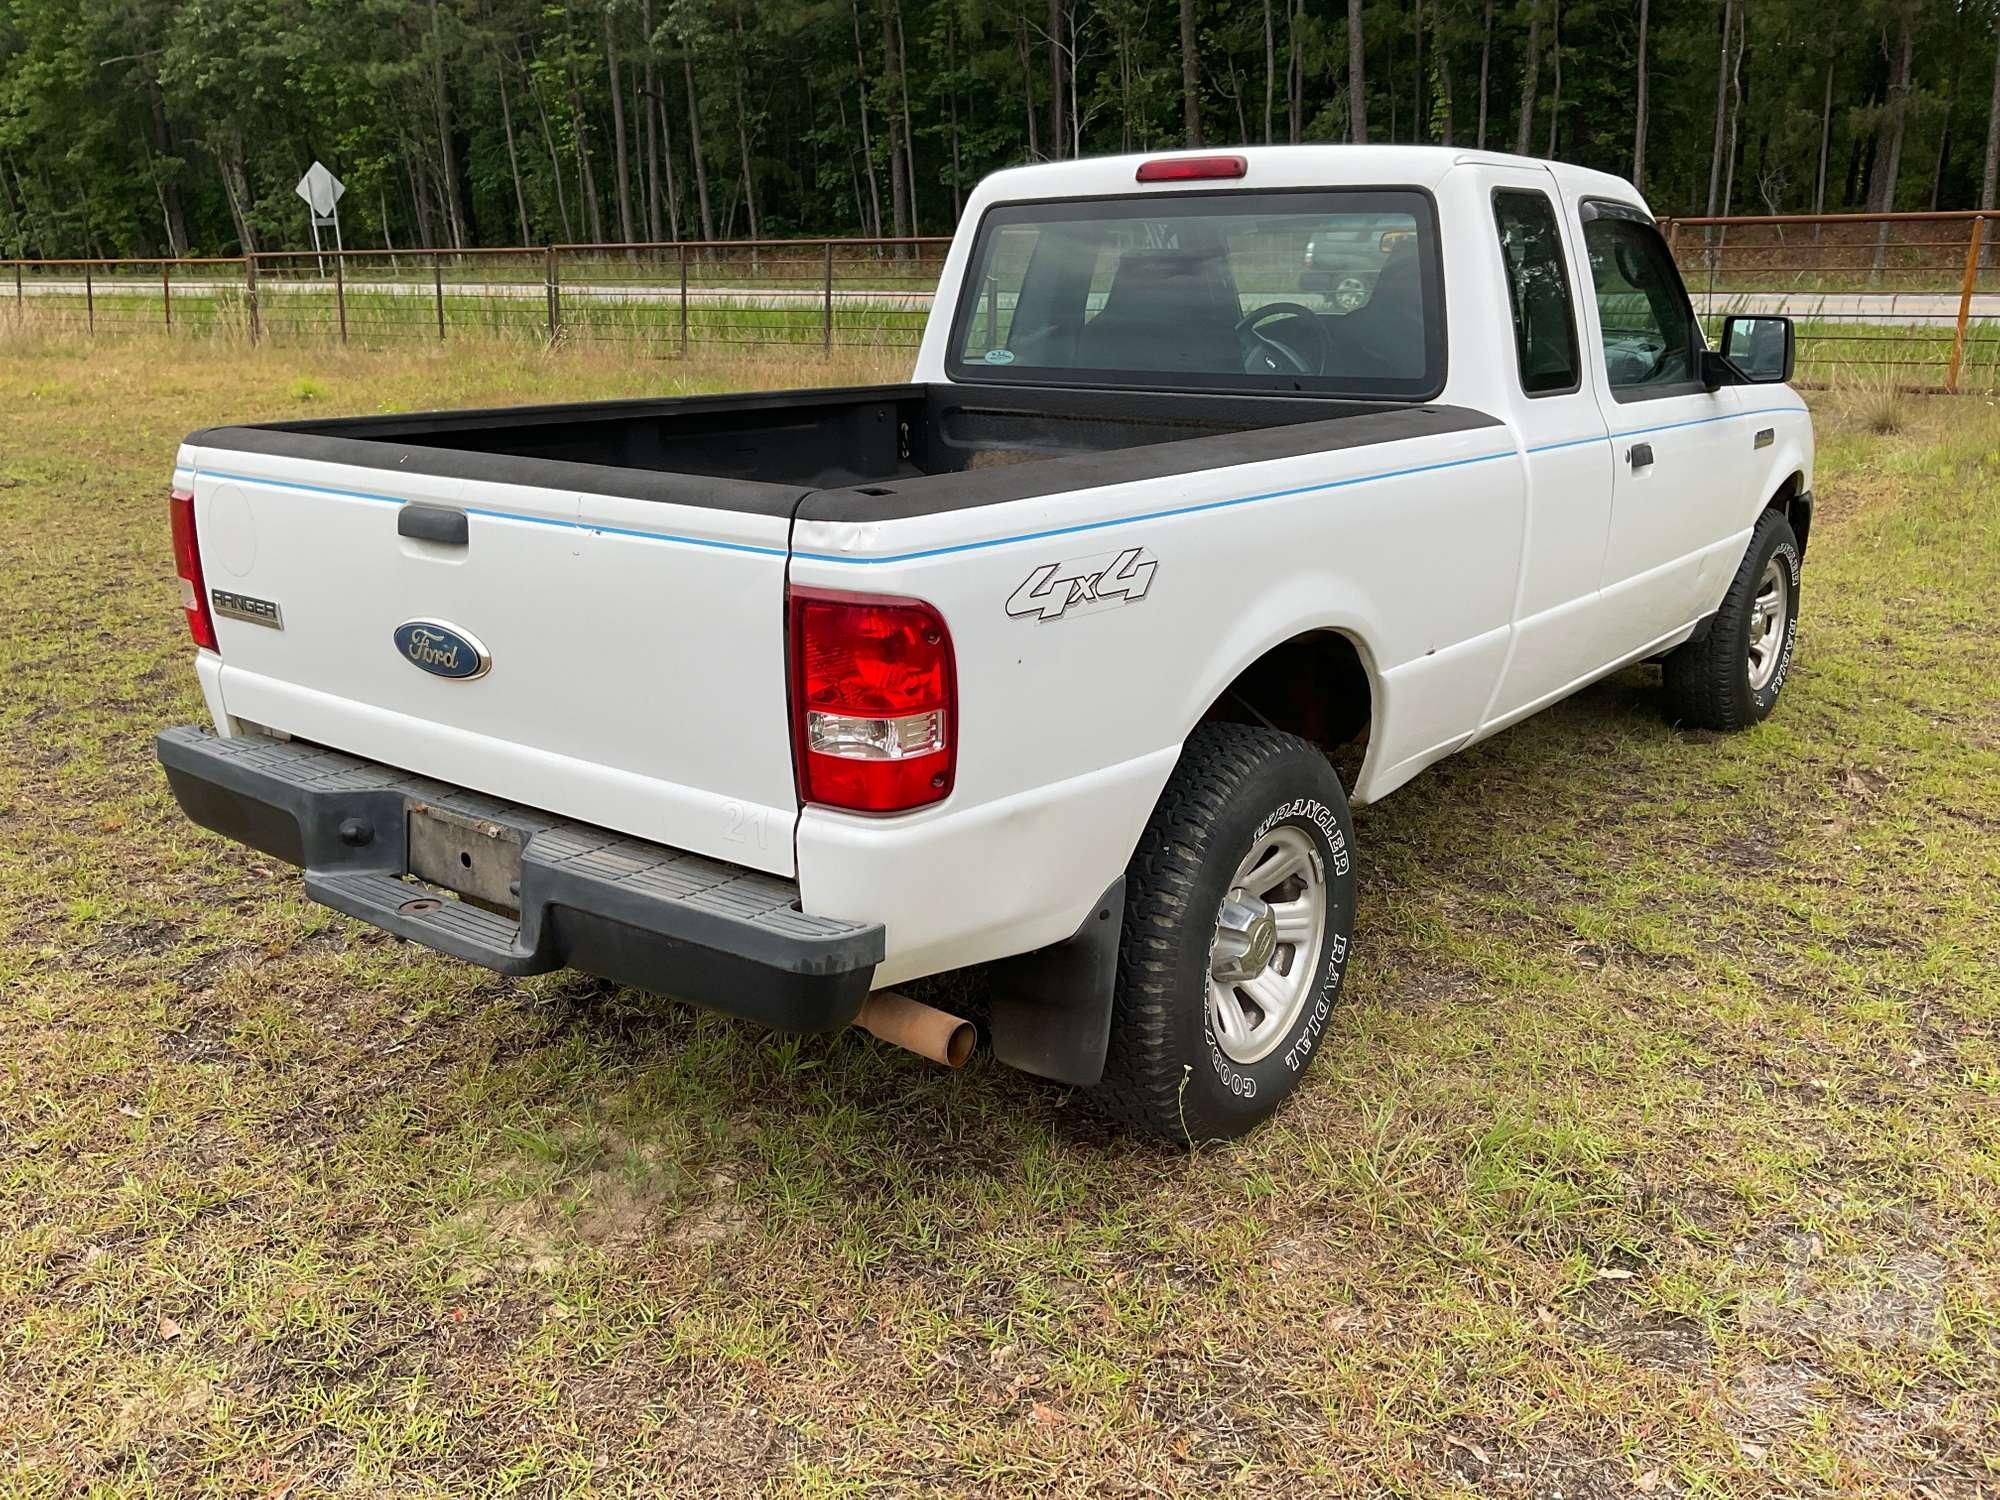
180, 449, 801, 876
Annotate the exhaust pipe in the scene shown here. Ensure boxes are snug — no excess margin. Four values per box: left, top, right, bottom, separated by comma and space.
853, 989, 976, 1068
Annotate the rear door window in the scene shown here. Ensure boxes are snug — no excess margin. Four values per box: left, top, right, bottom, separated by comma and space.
1492, 189, 1580, 396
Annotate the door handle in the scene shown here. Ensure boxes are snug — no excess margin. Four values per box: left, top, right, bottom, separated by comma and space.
1627, 442, 1655, 470
398, 504, 469, 546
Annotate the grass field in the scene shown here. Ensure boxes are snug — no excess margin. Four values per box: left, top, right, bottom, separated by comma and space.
0, 337, 1996, 1496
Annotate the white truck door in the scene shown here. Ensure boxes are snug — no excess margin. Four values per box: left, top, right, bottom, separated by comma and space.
1479, 173, 1615, 728
1567, 197, 1750, 651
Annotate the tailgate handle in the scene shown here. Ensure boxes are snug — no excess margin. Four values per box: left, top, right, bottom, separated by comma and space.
399, 505, 468, 546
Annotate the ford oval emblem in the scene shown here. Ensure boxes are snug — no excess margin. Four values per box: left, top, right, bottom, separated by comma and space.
393, 620, 491, 681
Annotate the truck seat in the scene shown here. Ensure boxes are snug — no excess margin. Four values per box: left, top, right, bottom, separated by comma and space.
1074, 252, 1240, 373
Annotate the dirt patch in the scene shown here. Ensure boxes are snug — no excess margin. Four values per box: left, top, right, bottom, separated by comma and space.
92, 1373, 218, 1473
1426, 1430, 1633, 1500
1739, 1228, 1949, 1351
1376, 959, 1487, 1010
82, 918, 179, 963
663, 1175, 752, 1249
1591, 1307, 1716, 1375
157, 1016, 245, 1068
1830, 1383, 1999, 1498
171, 943, 257, 991
1720, 1359, 1823, 1448
450, 1131, 739, 1274
1714, 825, 1784, 872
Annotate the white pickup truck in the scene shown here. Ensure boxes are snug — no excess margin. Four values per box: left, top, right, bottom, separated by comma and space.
158, 146, 1813, 1140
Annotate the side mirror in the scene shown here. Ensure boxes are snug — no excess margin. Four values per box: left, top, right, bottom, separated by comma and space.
1719, 314, 1796, 384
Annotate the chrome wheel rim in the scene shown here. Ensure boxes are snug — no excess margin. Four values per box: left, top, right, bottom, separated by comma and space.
1206, 824, 1327, 1066
1746, 557, 1789, 692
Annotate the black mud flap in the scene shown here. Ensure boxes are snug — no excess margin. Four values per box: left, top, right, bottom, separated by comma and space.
983, 879, 1124, 1087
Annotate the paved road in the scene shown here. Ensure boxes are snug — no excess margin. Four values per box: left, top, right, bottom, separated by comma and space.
1688, 289, 2000, 323
17, 277, 2000, 324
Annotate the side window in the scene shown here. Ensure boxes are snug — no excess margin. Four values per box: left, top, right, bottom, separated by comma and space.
1582, 215, 1697, 397
1492, 189, 1580, 395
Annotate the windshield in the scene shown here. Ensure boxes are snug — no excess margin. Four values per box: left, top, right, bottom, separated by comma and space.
948, 189, 1444, 397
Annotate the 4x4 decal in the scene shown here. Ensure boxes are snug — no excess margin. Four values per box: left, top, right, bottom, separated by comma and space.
1006, 546, 1157, 623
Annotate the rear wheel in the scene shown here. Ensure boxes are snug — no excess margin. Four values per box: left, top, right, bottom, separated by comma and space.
1662, 508, 1801, 731
1092, 723, 1357, 1143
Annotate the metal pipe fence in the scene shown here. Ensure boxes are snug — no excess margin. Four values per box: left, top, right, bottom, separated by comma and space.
1659, 210, 1997, 393
3, 215, 1995, 390
0, 237, 952, 356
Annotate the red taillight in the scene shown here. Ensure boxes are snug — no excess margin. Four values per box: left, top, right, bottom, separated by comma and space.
169, 488, 218, 652
788, 586, 955, 813
1135, 154, 1249, 183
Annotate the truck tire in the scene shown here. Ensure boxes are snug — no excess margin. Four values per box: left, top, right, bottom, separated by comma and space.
1661, 508, 1801, 732
1092, 722, 1357, 1143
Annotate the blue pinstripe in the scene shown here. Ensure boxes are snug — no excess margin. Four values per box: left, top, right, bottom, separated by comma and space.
181, 402, 1808, 567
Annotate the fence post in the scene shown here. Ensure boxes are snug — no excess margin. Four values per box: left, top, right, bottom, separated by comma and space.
246, 255, 260, 344
162, 262, 172, 330
15, 262, 22, 319
433, 251, 445, 340
333, 254, 347, 343
84, 262, 94, 335
1947, 215, 1986, 394
822, 240, 834, 354
678, 243, 689, 356
545, 246, 560, 344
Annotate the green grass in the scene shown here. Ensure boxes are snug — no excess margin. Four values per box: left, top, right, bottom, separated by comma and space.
0, 337, 1996, 1494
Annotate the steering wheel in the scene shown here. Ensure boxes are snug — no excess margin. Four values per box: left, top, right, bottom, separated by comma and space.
1605, 331, 1669, 384
1237, 302, 1331, 376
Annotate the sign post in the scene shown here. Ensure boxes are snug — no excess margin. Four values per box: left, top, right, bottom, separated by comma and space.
294, 162, 346, 278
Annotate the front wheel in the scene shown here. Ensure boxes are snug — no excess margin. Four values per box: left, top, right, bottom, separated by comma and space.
1661, 508, 1802, 731
1091, 723, 1357, 1143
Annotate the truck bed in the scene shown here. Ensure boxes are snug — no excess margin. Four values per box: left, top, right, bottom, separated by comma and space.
189, 383, 1496, 519
175, 380, 1500, 882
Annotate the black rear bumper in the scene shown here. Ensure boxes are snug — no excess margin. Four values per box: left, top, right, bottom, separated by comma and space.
155, 726, 883, 1030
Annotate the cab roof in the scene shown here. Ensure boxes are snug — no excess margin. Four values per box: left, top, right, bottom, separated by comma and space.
967, 145, 1650, 219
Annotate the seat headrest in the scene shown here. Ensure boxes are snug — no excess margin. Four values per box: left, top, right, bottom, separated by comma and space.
1098, 251, 1226, 321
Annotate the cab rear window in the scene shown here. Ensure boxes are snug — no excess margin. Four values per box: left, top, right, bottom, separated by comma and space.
948, 189, 1445, 398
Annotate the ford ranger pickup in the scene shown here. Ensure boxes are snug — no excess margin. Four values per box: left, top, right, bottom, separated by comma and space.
156, 146, 1814, 1140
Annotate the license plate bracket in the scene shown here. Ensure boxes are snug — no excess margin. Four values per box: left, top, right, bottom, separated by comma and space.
407, 803, 524, 913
